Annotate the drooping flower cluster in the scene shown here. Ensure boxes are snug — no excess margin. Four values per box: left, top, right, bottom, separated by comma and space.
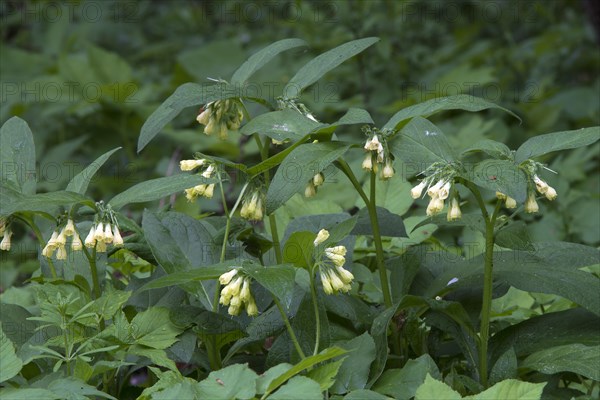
196, 99, 244, 139
305, 172, 325, 198
240, 190, 264, 221
314, 229, 354, 295
0, 218, 12, 251
495, 192, 517, 209
182, 161, 216, 201
496, 162, 558, 213
218, 269, 258, 316
410, 163, 462, 221
41, 219, 84, 259
83, 221, 124, 253
361, 127, 395, 180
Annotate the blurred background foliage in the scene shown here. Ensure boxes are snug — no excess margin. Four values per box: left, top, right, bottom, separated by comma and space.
1, 0, 599, 283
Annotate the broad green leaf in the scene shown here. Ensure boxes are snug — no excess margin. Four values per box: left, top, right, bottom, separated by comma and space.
471, 159, 528, 202
352, 207, 407, 238
136, 266, 233, 293
373, 354, 441, 400
138, 82, 238, 152
231, 38, 307, 84
266, 142, 352, 214
0, 388, 60, 400
357, 174, 414, 218
312, 108, 375, 135
414, 374, 461, 400
522, 344, 600, 381
130, 307, 183, 349
490, 308, 600, 362
269, 376, 323, 400
243, 264, 296, 309
0, 190, 94, 217
91, 289, 131, 320
461, 139, 513, 160
66, 147, 121, 194
240, 109, 320, 141
390, 117, 455, 167
464, 379, 546, 400
256, 364, 293, 395
247, 133, 311, 177
151, 381, 202, 400
515, 126, 600, 163
330, 332, 376, 394
87, 45, 132, 84
284, 37, 379, 98
0, 325, 22, 383
344, 389, 391, 399
383, 95, 520, 131
495, 221, 535, 251
265, 347, 347, 397
489, 348, 517, 386
109, 174, 213, 210
47, 377, 117, 399
307, 359, 345, 391
128, 346, 178, 372
282, 231, 315, 269
0, 116, 36, 194
197, 363, 258, 400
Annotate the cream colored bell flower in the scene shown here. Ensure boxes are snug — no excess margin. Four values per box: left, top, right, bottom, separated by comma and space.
314, 229, 330, 246
426, 195, 445, 216
362, 153, 373, 171
112, 226, 124, 247
180, 159, 206, 172
447, 197, 462, 221
94, 223, 105, 242
524, 192, 539, 213
63, 219, 76, 236
381, 160, 394, 179
305, 182, 317, 198
545, 186, 557, 201
84, 225, 96, 248
103, 224, 114, 243
0, 229, 12, 251
313, 173, 324, 187
71, 234, 83, 251
411, 181, 427, 199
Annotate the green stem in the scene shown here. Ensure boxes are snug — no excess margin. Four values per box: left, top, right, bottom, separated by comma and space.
273, 297, 306, 359
24, 218, 58, 279
81, 243, 100, 300
215, 175, 232, 312
368, 165, 393, 308
309, 266, 321, 356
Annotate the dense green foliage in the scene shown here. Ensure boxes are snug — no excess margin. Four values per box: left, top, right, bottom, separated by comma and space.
1, 1, 599, 399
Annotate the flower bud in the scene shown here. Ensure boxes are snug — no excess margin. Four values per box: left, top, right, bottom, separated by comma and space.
524, 192, 539, 213
533, 175, 549, 194
196, 108, 211, 125
305, 182, 316, 198
84, 226, 96, 248
320, 271, 334, 295
63, 219, 76, 236
362, 153, 373, 171
325, 251, 345, 268
180, 159, 206, 171
0, 230, 12, 251
313, 173, 324, 187
505, 196, 517, 209
94, 223, 105, 241
272, 138, 285, 145
219, 269, 238, 286
447, 197, 462, 221
71, 234, 83, 251
246, 299, 258, 316
426, 195, 445, 216
495, 191, 507, 200
381, 160, 394, 180
240, 279, 251, 303
328, 270, 345, 291
545, 186, 557, 201
203, 184, 215, 199
104, 224, 114, 243
326, 246, 347, 257
55, 246, 67, 260
314, 229, 330, 246
337, 267, 354, 285
411, 181, 427, 199
55, 229, 67, 246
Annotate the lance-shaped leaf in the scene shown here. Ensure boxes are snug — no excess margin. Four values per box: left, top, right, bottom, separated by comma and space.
231, 38, 307, 84
284, 37, 379, 98
383, 95, 520, 131
471, 159, 528, 202
241, 109, 321, 142
66, 147, 121, 194
0, 116, 36, 194
243, 263, 296, 309
461, 139, 513, 160
390, 117, 455, 167
514, 126, 600, 163
1, 190, 94, 217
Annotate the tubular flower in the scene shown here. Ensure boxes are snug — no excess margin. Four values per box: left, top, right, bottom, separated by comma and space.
63, 219, 76, 236
381, 159, 394, 180
411, 181, 427, 199
196, 99, 244, 140
496, 192, 517, 209
218, 271, 258, 317
313, 173, 324, 187
84, 225, 96, 248
94, 223, 105, 242
362, 153, 373, 171
71, 234, 83, 251
1, 229, 13, 251
314, 229, 330, 246
55, 245, 67, 260
447, 197, 462, 221
180, 159, 206, 172
55, 228, 67, 247
112, 226, 124, 247
0, 218, 5, 236
305, 181, 317, 198
240, 191, 264, 222
544, 186, 557, 201
533, 174, 557, 201
426, 195, 445, 216
325, 246, 346, 267
104, 224, 114, 243
524, 191, 539, 213
428, 180, 451, 200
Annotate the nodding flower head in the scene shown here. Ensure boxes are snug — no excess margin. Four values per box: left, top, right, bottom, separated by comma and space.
313, 173, 324, 187
180, 159, 206, 172
240, 190, 264, 222
362, 153, 373, 171
0, 229, 13, 251
315, 231, 354, 295
426, 195, 445, 216
305, 181, 317, 198
411, 181, 427, 199
524, 191, 539, 213
313, 229, 330, 246
196, 99, 244, 140
218, 270, 258, 317
447, 197, 462, 221
381, 159, 394, 180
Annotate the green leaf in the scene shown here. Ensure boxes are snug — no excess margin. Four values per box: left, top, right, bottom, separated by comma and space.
461, 139, 513, 160
383, 95, 520, 131
87, 45, 132, 84
352, 207, 407, 238
0, 388, 60, 400
266, 142, 352, 214
414, 374, 461, 400
307, 359, 344, 391
522, 344, 600, 381
330, 332, 376, 394
515, 126, 600, 163
471, 159, 528, 202
109, 174, 213, 210
266, 347, 347, 397
231, 38, 307, 84
136, 266, 233, 293
269, 376, 323, 400
464, 379, 546, 400
0, 325, 22, 383
0, 116, 36, 194
344, 389, 391, 399
256, 364, 293, 395
489, 348, 517, 386
66, 147, 121, 194
284, 37, 379, 98
372, 355, 440, 400
138, 82, 238, 153
282, 231, 315, 269
495, 222, 535, 251
91, 289, 131, 320
130, 307, 183, 349
390, 117, 455, 167
243, 264, 296, 309
312, 108, 375, 135
1, 190, 94, 217
240, 109, 320, 142
197, 363, 258, 400
128, 346, 178, 372
47, 377, 117, 400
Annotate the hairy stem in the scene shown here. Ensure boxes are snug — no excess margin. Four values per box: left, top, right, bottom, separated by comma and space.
273, 297, 306, 359
309, 266, 321, 355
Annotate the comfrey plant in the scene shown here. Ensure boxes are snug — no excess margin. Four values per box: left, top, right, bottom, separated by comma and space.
1, 38, 599, 399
